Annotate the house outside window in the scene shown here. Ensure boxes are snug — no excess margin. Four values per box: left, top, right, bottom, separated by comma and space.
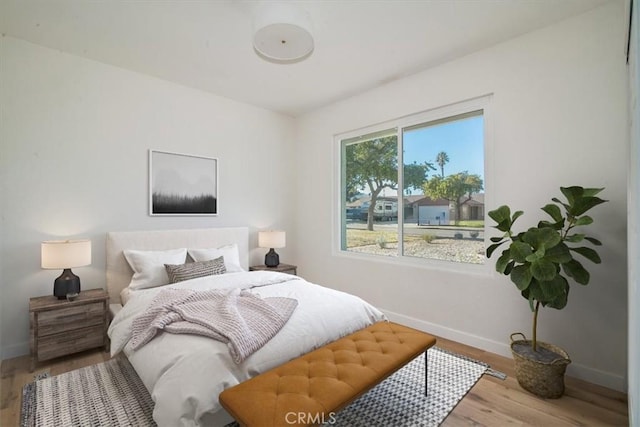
338, 96, 490, 267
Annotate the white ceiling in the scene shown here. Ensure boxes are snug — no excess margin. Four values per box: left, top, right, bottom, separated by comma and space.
0, 0, 613, 116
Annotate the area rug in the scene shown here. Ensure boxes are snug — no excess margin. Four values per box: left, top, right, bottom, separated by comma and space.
21, 347, 488, 427
323, 347, 488, 427
20, 356, 154, 427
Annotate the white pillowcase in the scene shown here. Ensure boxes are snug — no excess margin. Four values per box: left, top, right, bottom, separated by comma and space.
188, 244, 244, 273
123, 248, 187, 290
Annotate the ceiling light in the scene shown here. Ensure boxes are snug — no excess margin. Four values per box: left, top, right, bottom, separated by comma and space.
253, 2, 314, 64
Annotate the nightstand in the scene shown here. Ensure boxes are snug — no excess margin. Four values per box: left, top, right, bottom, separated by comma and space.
29, 288, 109, 371
249, 263, 297, 275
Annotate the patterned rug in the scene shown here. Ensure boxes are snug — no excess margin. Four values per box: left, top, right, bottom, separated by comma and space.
20, 356, 154, 427
325, 347, 488, 427
21, 347, 489, 427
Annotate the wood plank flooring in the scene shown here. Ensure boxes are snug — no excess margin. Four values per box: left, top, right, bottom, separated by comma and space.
1, 336, 629, 426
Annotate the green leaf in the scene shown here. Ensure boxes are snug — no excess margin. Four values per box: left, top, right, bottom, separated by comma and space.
525, 247, 546, 263
538, 275, 566, 301
562, 259, 590, 284
541, 204, 563, 222
525, 253, 539, 263
490, 237, 504, 243
544, 242, 572, 263
546, 276, 570, 309
551, 197, 571, 212
564, 234, 585, 243
511, 210, 524, 224
569, 196, 608, 217
527, 280, 545, 303
510, 265, 533, 290
538, 219, 565, 230
496, 249, 512, 274
582, 187, 605, 197
510, 241, 533, 263
522, 227, 561, 250
574, 216, 593, 226
488, 206, 511, 228
493, 220, 511, 233
560, 186, 584, 205
530, 258, 557, 281
504, 260, 515, 275
570, 246, 602, 264
487, 241, 506, 259
584, 236, 602, 246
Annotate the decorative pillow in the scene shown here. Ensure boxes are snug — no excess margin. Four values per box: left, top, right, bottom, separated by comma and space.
123, 248, 187, 290
165, 257, 227, 284
188, 244, 244, 273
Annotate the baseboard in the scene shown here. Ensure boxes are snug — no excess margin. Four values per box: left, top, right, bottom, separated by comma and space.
567, 363, 627, 393
382, 309, 512, 357
382, 309, 626, 392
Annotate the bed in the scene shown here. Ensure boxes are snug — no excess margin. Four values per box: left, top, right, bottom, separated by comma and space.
106, 227, 386, 427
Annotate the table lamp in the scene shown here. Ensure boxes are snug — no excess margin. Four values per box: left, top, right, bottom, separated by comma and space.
258, 231, 285, 267
41, 239, 91, 299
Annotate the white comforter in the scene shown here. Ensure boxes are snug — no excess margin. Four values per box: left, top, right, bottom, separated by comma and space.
108, 271, 386, 427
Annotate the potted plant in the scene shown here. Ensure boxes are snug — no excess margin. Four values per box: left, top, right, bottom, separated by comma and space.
487, 186, 607, 398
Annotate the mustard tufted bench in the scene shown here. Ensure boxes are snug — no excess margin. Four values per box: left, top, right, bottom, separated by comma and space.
219, 321, 436, 427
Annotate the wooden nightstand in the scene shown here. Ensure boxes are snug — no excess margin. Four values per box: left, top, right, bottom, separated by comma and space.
29, 289, 109, 371
249, 263, 297, 275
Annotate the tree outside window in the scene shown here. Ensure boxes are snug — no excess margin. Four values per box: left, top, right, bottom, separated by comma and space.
340, 102, 487, 265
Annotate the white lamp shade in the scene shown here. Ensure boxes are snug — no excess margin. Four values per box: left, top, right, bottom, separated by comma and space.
258, 231, 286, 249
41, 239, 92, 269
253, 2, 314, 63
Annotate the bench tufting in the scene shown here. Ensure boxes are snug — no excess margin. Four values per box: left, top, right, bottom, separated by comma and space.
219, 321, 436, 427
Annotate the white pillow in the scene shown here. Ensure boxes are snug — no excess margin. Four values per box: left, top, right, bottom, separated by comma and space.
188, 244, 244, 273
123, 248, 187, 290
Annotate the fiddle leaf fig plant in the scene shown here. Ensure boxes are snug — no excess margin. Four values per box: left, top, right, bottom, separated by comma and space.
487, 186, 607, 351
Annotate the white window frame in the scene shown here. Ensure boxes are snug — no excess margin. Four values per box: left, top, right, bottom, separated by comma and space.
333, 95, 494, 275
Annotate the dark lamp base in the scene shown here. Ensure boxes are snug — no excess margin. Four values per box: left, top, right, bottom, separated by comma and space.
53, 268, 81, 299
264, 248, 280, 267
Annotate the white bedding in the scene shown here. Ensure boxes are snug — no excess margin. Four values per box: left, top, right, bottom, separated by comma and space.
108, 271, 386, 427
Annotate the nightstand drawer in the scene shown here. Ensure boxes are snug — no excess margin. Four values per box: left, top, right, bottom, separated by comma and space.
37, 302, 104, 335
29, 289, 109, 371
37, 325, 105, 361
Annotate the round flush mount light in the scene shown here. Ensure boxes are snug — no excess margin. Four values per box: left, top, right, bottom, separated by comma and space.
253, 2, 314, 64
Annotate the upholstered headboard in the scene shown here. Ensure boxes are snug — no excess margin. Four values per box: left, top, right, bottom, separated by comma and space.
106, 227, 249, 304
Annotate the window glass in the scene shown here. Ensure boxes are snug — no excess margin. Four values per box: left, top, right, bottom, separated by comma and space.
402, 112, 484, 264
342, 129, 398, 257
339, 101, 486, 266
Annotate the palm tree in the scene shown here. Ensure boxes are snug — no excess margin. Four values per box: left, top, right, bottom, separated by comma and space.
436, 151, 449, 177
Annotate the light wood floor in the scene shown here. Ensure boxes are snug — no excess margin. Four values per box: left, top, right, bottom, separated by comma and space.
1, 336, 629, 426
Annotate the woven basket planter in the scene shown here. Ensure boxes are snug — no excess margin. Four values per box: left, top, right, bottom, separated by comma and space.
510, 333, 571, 399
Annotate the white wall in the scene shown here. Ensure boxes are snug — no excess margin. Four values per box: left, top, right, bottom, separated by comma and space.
627, 0, 639, 421
0, 37, 297, 359
0, 2, 631, 394
295, 2, 628, 390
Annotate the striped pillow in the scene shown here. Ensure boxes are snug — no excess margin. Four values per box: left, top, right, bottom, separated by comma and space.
164, 256, 227, 284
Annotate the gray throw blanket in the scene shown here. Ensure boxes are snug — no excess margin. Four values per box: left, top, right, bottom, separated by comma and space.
130, 288, 298, 363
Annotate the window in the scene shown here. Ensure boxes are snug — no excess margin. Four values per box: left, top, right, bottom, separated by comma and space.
339, 97, 488, 265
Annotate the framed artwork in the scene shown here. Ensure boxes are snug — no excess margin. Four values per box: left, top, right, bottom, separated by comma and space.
149, 150, 218, 216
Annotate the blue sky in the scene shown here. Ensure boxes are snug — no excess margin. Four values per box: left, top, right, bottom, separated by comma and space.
403, 114, 484, 185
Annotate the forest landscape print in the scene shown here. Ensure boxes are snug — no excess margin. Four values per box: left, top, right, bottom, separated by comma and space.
150, 150, 218, 215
